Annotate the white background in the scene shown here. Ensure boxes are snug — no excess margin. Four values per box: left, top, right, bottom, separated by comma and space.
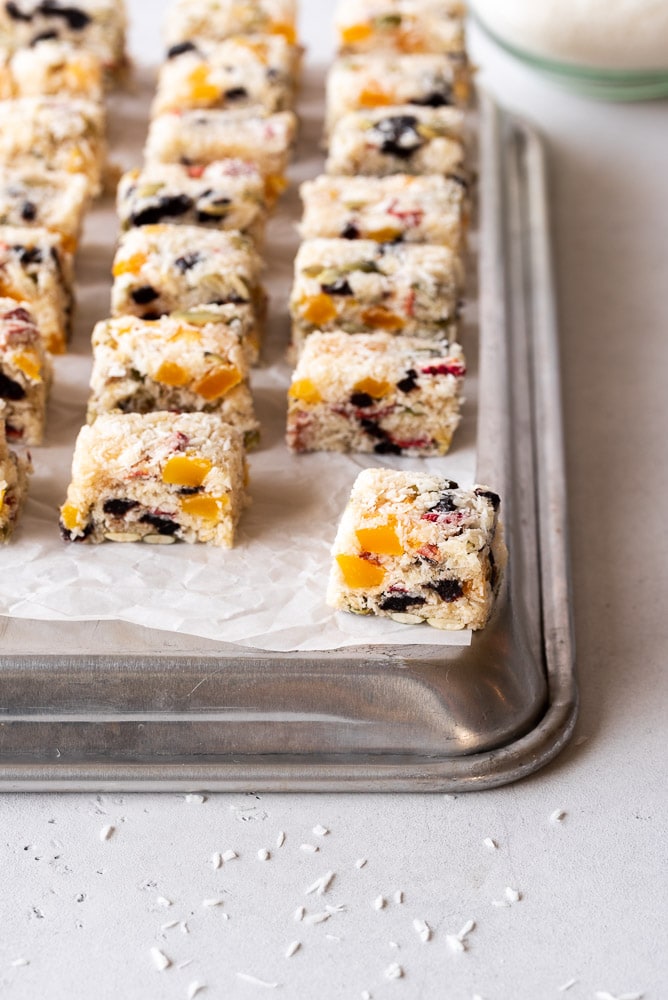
0, 3, 666, 998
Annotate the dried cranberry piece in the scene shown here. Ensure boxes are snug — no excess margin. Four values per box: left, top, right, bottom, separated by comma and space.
139, 513, 179, 536
428, 578, 464, 602
379, 593, 426, 612
103, 498, 139, 517
131, 285, 159, 305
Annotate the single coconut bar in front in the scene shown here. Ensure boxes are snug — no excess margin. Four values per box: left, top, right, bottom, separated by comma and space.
0, 97, 106, 197
299, 173, 468, 251
59, 411, 247, 547
335, 0, 465, 55
328, 468, 506, 631
0, 40, 104, 104
325, 53, 471, 132
0, 167, 90, 248
0, 0, 128, 83
0, 298, 52, 445
0, 226, 75, 354
290, 237, 464, 350
110, 224, 265, 327
87, 313, 259, 448
287, 330, 465, 456
116, 161, 267, 245
326, 105, 466, 178
152, 35, 299, 117
165, 0, 298, 48
144, 109, 297, 204
0, 400, 32, 543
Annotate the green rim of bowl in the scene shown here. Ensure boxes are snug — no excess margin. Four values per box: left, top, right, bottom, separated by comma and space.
472, 13, 668, 101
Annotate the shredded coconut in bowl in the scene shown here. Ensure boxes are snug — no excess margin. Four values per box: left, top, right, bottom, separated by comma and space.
470, 0, 668, 71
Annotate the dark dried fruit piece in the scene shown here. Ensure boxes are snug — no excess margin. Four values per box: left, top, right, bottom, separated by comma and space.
12, 245, 43, 266
20, 200, 37, 222
131, 285, 159, 305
427, 494, 457, 514
103, 498, 139, 517
0, 372, 26, 401
130, 193, 193, 227
30, 29, 58, 42
175, 251, 202, 272
321, 278, 352, 296
139, 513, 179, 536
428, 578, 464, 602
225, 87, 248, 101
37, 3, 92, 31
340, 222, 360, 239
379, 593, 426, 613
167, 41, 199, 59
474, 487, 501, 510
6, 2, 32, 22
396, 369, 418, 393
60, 520, 93, 543
350, 392, 373, 408
371, 115, 423, 160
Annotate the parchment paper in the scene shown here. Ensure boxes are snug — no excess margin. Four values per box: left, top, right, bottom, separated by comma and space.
0, 67, 478, 653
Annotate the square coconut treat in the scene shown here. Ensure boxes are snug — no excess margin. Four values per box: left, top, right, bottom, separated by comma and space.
0, 226, 75, 354
165, 0, 298, 48
335, 0, 465, 55
287, 330, 465, 456
290, 238, 464, 350
87, 313, 259, 447
326, 53, 471, 132
152, 35, 299, 117
328, 468, 506, 631
0, 0, 127, 82
117, 161, 267, 245
0, 97, 106, 197
0, 298, 52, 445
60, 411, 247, 547
144, 109, 297, 204
326, 106, 466, 178
0, 168, 90, 248
0, 40, 104, 103
0, 400, 32, 543
299, 173, 468, 250
110, 224, 265, 325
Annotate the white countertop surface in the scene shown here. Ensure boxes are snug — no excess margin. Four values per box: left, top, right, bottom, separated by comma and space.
1, 4, 666, 998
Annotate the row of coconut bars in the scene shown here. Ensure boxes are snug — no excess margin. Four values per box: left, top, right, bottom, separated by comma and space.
58, 0, 301, 548
290, 2, 507, 632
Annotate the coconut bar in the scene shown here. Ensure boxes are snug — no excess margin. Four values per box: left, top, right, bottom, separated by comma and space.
0, 298, 52, 445
144, 109, 297, 204
0, 226, 74, 354
152, 35, 299, 117
0, 168, 89, 247
290, 238, 464, 350
326, 106, 466, 178
0, 97, 106, 197
165, 0, 297, 48
0, 400, 31, 542
328, 468, 506, 631
0, 0, 127, 82
116, 161, 267, 245
0, 40, 104, 103
287, 331, 464, 456
60, 411, 247, 547
110, 224, 265, 326
87, 314, 259, 447
326, 53, 471, 132
336, 0, 465, 55
300, 174, 467, 251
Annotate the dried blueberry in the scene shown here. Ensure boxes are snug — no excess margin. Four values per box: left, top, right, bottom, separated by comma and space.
12, 245, 42, 266
36, 3, 92, 30
130, 285, 159, 305
374, 440, 403, 455
225, 86, 248, 102
131, 194, 193, 227
474, 487, 501, 510
379, 593, 426, 613
427, 494, 458, 514
178, 486, 202, 496
340, 222, 360, 240
0, 372, 26, 401
30, 29, 58, 43
371, 115, 423, 160
175, 251, 202, 272
166, 41, 199, 59
351, 392, 374, 408
321, 277, 352, 296
5, 2, 32, 22
489, 549, 498, 591
60, 520, 93, 543
411, 84, 453, 108
396, 369, 418, 393
428, 578, 464, 602
360, 418, 386, 440
139, 513, 179, 536
20, 200, 37, 222
103, 498, 139, 517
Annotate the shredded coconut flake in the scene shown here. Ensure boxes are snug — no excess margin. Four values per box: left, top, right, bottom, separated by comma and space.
300, 843, 318, 853
361, 992, 372, 1000
305, 911, 330, 925
285, 941, 301, 958
325, 904, 346, 914
187, 982, 206, 999
491, 899, 510, 908
483, 837, 498, 850
150, 948, 171, 971
373, 895, 386, 910
458, 919, 476, 940
356, 859, 368, 869
202, 898, 224, 908
594, 993, 644, 1000
325, 934, 341, 942
157, 896, 172, 907
99, 825, 114, 841
413, 919, 431, 942
180, 921, 189, 935
305, 871, 335, 896
177, 960, 194, 970
558, 979, 578, 992
222, 850, 238, 862
211, 852, 223, 869
313, 825, 329, 837
185, 794, 206, 804
258, 849, 270, 861
293, 906, 305, 922
504, 887, 521, 903
389, 941, 399, 950
11, 959, 29, 967
446, 934, 465, 953
161, 920, 180, 930
393, 890, 404, 904
550, 809, 566, 823
236, 973, 279, 989
385, 963, 403, 980
276, 832, 286, 848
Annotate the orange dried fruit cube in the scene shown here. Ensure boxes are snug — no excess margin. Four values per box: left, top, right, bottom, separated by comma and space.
288, 378, 321, 404
366, 226, 402, 243
300, 293, 337, 326
264, 173, 288, 203
192, 365, 241, 401
355, 523, 403, 556
336, 554, 386, 589
268, 20, 297, 43
187, 65, 220, 103
358, 84, 393, 107
162, 454, 212, 487
154, 360, 189, 387
112, 252, 147, 277
340, 23, 373, 46
352, 376, 390, 399
13, 351, 42, 381
180, 494, 228, 521
360, 306, 404, 332
60, 504, 85, 532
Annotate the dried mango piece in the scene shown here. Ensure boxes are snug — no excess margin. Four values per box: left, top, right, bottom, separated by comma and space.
288, 378, 321, 404
356, 522, 403, 556
352, 376, 390, 399
60, 504, 85, 532
188, 65, 220, 103
162, 454, 212, 487
192, 364, 241, 401
154, 360, 189, 387
360, 306, 404, 332
180, 494, 228, 520
340, 23, 373, 46
112, 252, 147, 277
300, 293, 337, 326
336, 553, 386, 588
12, 351, 42, 382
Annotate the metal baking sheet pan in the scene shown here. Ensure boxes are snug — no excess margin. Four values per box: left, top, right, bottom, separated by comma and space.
0, 91, 577, 792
